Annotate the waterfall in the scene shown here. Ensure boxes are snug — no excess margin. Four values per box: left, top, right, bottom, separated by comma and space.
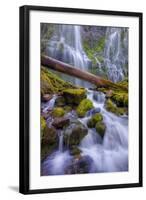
103, 27, 128, 82
42, 95, 57, 113
58, 131, 64, 152
46, 25, 91, 86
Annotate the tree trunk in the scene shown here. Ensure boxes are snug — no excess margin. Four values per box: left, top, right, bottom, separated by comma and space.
41, 55, 127, 91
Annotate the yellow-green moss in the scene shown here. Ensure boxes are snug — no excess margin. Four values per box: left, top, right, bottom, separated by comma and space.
95, 122, 106, 137
52, 107, 65, 117
63, 88, 86, 105
111, 92, 128, 107
87, 113, 103, 128
41, 66, 76, 95
41, 116, 46, 138
105, 99, 125, 116
77, 99, 94, 117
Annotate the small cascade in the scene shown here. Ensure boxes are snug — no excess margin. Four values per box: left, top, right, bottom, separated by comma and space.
58, 131, 64, 152
42, 95, 57, 113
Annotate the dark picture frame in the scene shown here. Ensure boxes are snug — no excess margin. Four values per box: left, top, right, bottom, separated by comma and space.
19, 5, 143, 194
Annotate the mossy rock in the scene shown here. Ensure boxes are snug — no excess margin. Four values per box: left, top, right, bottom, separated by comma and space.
63, 88, 86, 105
76, 99, 94, 117
41, 126, 58, 160
64, 105, 72, 113
41, 66, 76, 95
63, 120, 88, 147
52, 107, 65, 117
55, 96, 66, 107
105, 99, 125, 116
41, 116, 47, 138
95, 122, 106, 138
70, 146, 82, 157
87, 113, 103, 128
111, 92, 128, 107
41, 143, 57, 161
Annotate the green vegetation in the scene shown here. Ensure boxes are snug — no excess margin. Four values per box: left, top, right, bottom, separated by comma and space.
87, 113, 103, 128
41, 66, 76, 95
83, 36, 105, 65
105, 99, 125, 116
41, 116, 46, 138
95, 122, 106, 137
76, 99, 94, 117
52, 107, 65, 117
63, 88, 86, 105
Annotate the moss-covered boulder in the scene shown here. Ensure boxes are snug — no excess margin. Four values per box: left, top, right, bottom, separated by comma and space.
41, 66, 76, 95
105, 99, 125, 116
52, 117, 70, 129
55, 96, 66, 107
111, 92, 128, 107
63, 105, 72, 113
41, 126, 58, 160
76, 99, 94, 117
41, 116, 47, 138
52, 107, 65, 117
63, 119, 88, 147
95, 122, 106, 137
63, 88, 86, 105
87, 113, 103, 128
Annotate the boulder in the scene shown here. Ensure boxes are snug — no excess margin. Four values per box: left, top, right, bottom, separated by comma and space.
95, 122, 106, 138
55, 96, 66, 107
63, 88, 86, 105
87, 113, 103, 128
63, 119, 88, 147
76, 99, 94, 117
52, 107, 65, 117
52, 117, 70, 129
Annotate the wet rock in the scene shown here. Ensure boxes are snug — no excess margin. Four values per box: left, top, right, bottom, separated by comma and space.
52, 117, 70, 129
65, 155, 92, 174
41, 126, 58, 160
42, 94, 53, 102
70, 146, 82, 157
87, 113, 103, 128
55, 96, 66, 107
105, 99, 125, 116
63, 88, 86, 105
63, 119, 88, 147
95, 122, 106, 138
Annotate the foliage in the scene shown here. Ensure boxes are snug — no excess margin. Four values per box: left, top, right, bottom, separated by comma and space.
52, 107, 65, 117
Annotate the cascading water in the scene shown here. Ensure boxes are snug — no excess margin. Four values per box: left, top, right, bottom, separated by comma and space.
46, 25, 91, 86
103, 27, 128, 82
41, 89, 128, 175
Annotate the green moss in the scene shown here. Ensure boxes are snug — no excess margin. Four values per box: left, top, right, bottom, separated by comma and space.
105, 99, 125, 116
70, 146, 82, 156
83, 36, 105, 65
87, 113, 103, 128
95, 122, 106, 137
111, 92, 128, 107
52, 107, 65, 117
76, 99, 94, 117
64, 105, 72, 113
63, 88, 86, 105
41, 116, 46, 138
41, 66, 76, 95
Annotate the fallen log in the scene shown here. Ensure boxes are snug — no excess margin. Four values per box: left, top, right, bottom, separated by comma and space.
41, 55, 127, 91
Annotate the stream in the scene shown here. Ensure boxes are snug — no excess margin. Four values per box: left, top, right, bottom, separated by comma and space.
41, 89, 128, 175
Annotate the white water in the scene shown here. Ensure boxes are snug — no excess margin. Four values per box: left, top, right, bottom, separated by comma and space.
46, 25, 91, 86
103, 28, 128, 82
42, 95, 57, 113
42, 90, 128, 175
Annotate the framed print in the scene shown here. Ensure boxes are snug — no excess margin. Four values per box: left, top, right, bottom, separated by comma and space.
19, 5, 143, 194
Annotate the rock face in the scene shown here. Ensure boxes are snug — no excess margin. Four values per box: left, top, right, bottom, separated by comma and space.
63, 119, 88, 147
63, 89, 86, 105
76, 99, 94, 117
